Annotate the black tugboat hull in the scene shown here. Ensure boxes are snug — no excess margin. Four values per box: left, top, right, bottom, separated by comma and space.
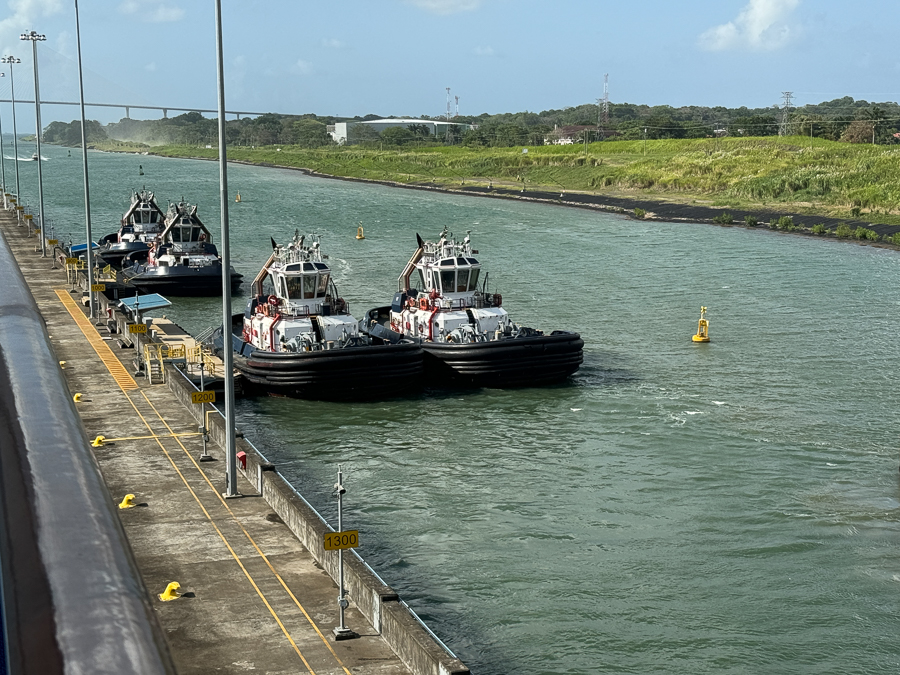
214, 321, 423, 400
98, 241, 150, 269
122, 265, 243, 296
362, 307, 583, 388
422, 332, 583, 387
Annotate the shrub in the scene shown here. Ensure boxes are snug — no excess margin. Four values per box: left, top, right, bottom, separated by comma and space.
852, 227, 879, 241
835, 223, 852, 238
768, 218, 778, 229
634, 207, 646, 218
850, 206, 862, 218
777, 215, 796, 231
744, 215, 758, 227
713, 211, 734, 224
890, 232, 900, 246
811, 223, 827, 235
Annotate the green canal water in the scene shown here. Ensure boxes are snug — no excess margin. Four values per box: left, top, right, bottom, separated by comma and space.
25, 142, 900, 674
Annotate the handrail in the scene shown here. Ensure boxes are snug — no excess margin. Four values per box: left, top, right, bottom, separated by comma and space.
0, 227, 174, 674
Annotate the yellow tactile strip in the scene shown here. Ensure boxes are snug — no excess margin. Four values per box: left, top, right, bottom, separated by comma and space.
55, 289, 138, 391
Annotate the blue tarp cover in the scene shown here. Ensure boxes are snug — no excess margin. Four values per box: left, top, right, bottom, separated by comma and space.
70, 241, 101, 253
119, 293, 171, 313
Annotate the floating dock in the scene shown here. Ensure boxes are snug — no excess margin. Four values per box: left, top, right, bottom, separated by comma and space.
0, 210, 469, 675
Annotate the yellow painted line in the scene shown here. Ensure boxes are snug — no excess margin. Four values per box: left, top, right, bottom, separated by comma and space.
139, 391, 353, 675
55, 289, 138, 391
120, 390, 317, 675
103, 432, 202, 442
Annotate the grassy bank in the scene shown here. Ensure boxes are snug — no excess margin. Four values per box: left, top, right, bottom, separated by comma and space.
93, 137, 900, 225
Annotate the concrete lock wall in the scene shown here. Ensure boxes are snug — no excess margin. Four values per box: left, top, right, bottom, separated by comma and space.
164, 363, 470, 675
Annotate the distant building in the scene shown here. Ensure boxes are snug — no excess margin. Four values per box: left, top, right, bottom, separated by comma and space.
329, 118, 475, 144
544, 125, 599, 145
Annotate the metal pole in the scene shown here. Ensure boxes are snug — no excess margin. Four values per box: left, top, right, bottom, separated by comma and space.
0, 72, 6, 203
214, 0, 239, 498
332, 465, 356, 640
74, 0, 95, 320
3, 57, 21, 211
21, 32, 47, 256
199, 361, 212, 461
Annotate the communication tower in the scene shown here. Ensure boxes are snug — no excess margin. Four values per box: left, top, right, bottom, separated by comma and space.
446, 87, 451, 121
455, 95, 459, 118
779, 91, 793, 136
603, 74, 609, 129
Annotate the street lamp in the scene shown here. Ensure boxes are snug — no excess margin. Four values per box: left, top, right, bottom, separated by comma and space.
214, 0, 239, 498
0, 72, 6, 205
2, 56, 21, 208
21, 30, 46, 256
74, 0, 95, 319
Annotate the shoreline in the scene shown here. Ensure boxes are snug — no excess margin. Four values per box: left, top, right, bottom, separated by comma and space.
125, 149, 900, 251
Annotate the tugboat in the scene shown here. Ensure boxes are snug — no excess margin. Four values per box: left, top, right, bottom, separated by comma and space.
121, 199, 242, 296
361, 228, 583, 387
211, 231, 422, 400
98, 189, 166, 269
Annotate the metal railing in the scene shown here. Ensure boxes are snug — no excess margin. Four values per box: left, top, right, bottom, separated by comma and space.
0, 226, 174, 674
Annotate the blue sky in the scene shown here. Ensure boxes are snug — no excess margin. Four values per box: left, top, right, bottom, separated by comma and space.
0, 0, 896, 129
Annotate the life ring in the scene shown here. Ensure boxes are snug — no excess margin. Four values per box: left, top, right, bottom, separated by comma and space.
419, 297, 429, 311
405, 321, 411, 330
268, 295, 279, 306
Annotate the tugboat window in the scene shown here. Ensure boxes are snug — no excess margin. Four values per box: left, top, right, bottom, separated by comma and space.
469, 268, 480, 290
316, 273, 329, 296
416, 269, 426, 290
431, 269, 440, 291
284, 276, 304, 299
440, 269, 455, 293
456, 269, 469, 292
303, 275, 317, 299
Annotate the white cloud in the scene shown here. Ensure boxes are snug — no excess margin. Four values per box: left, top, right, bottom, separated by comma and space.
0, 0, 64, 57
473, 45, 494, 57
119, 1, 185, 23
292, 59, 313, 75
406, 0, 481, 15
321, 38, 343, 49
699, 0, 800, 51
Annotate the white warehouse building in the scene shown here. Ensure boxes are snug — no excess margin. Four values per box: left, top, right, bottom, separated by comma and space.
328, 118, 475, 144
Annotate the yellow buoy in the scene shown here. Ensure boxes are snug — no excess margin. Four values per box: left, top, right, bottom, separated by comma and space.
118, 494, 136, 509
158, 582, 181, 602
235, 192, 241, 203
692, 306, 710, 343
356, 224, 365, 240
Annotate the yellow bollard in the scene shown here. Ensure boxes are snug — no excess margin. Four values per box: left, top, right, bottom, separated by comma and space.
59, 360, 66, 369
118, 494, 136, 509
91, 435, 105, 447
73, 393, 83, 402
158, 582, 181, 602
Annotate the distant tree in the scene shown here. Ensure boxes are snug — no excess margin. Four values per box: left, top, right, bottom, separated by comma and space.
841, 120, 876, 144
729, 115, 778, 136
347, 123, 381, 145
381, 126, 416, 146
293, 119, 332, 147
407, 123, 431, 138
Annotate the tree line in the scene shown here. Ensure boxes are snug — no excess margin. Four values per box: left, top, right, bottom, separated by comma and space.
40, 96, 900, 149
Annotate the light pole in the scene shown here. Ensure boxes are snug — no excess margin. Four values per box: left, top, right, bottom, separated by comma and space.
2, 57, 21, 207
214, 0, 239, 498
0, 72, 6, 205
74, 1, 95, 319
21, 30, 46, 257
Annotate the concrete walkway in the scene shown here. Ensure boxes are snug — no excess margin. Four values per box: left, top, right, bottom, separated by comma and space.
1, 212, 410, 675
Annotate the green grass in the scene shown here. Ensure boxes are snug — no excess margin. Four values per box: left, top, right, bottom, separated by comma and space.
107, 136, 900, 224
